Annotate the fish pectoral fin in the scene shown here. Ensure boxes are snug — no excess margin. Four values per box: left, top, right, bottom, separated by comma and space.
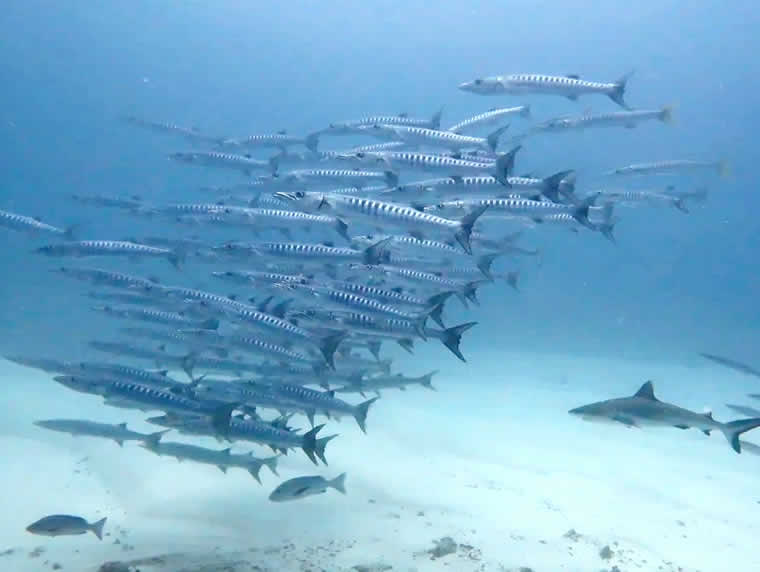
673, 424, 690, 430
294, 487, 310, 496
565, 94, 579, 101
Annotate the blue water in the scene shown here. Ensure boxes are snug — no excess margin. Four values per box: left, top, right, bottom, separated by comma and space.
1, 2, 759, 569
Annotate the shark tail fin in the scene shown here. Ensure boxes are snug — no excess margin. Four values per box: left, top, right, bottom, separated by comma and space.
90, 517, 107, 541
329, 472, 347, 494
353, 397, 379, 434
721, 418, 760, 453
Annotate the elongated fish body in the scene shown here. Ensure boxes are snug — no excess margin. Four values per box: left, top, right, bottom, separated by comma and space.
215, 206, 349, 240
92, 305, 217, 329
36, 240, 182, 269
213, 239, 391, 268
337, 370, 437, 394
220, 132, 319, 152
102, 379, 221, 417
371, 124, 507, 152
53, 267, 160, 291
289, 283, 428, 325
535, 107, 673, 133
169, 151, 274, 175
448, 106, 531, 134
342, 147, 520, 185
323, 110, 443, 136
265, 382, 378, 432
72, 362, 184, 388
607, 160, 729, 177
181, 329, 314, 364
280, 168, 398, 188
459, 72, 631, 108
33, 419, 163, 446
282, 193, 487, 254
596, 189, 686, 211
152, 415, 332, 465
124, 116, 209, 141
348, 141, 412, 153
211, 269, 311, 287
0, 209, 73, 237
71, 194, 144, 211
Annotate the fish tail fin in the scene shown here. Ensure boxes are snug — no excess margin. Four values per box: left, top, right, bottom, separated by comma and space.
721, 418, 760, 453
572, 193, 600, 229
419, 370, 438, 390
440, 321, 477, 362
168, 248, 186, 270
609, 70, 634, 109
211, 402, 239, 441
330, 472, 348, 494
367, 340, 382, 361
660, 104, 676, 124
247, 464, 262, 484
318, 330, 347, 370
384, 170, 399, 187
718, 161, 731, 178
181, 352, 197, 382
486, 124, 510, 151
542, 170, 575, 202
362, 237, 392, 265
476, 252, 501, 280
335, 218, 350, 241
268, 154, 280, 174
304, 132, 320, 152
90, 517, 107, 541
262, 455, 280, 477
494, 145, 521, 186
505, 270, 520, 290
520, 105, 531, 119
353, 397, 379, 434
455, 205, 489, 255
431, 107, 444, 130
63, 223, 81, 240
301, 423, 324, 465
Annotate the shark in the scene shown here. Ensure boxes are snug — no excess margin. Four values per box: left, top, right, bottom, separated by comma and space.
569, 381, 760, 453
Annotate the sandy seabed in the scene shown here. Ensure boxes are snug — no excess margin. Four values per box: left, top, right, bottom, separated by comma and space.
1, 349, 758, 572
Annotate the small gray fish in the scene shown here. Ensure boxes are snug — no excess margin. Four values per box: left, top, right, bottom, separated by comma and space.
26, 514, 107, 540
268, 473, 346, 502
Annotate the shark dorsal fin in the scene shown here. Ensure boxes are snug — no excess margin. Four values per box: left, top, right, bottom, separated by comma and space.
118, 422, 127, 429
701, 410, 714, 421
634, 381, 656, 400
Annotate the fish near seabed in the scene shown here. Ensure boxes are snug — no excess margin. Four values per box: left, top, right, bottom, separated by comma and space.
26, 514, 107, 540
569, 381, 760, 453
268, 473, 347, 502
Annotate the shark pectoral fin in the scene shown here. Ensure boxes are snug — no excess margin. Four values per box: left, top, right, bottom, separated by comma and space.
701, 429, 712, 436
612, 414, 639, 428
673, 424, 690, 430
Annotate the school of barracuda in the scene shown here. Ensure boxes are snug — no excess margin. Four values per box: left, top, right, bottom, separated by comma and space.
5, 70, 725, 500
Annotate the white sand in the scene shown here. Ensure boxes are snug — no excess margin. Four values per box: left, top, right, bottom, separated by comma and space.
1, 351, 759, 571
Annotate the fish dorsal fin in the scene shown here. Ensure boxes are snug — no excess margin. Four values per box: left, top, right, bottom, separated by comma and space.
701, 410, 714, 421
326, 390, 335, 398
566, 74, 581, 79
277, 129, 287, 135
118, 422, 127, 429
222, 448, 231, 455
398, 112, 408, 118
633, 380, 656, 400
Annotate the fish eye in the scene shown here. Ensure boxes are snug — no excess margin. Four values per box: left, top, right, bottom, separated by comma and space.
356, 152, 365, 158
474, 79, 483, 85
295, 191, 305, 198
